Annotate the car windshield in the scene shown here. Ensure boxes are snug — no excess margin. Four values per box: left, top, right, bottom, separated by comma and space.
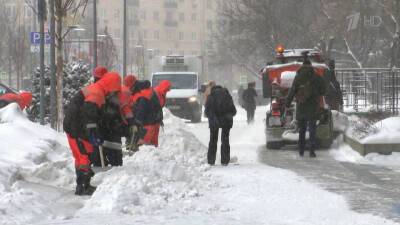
152, 74, 197, 89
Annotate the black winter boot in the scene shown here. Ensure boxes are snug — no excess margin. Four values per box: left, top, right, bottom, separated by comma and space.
310, 151, 316, 158
75, 170, 97, 196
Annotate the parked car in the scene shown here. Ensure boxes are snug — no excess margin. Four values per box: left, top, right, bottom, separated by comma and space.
0, 82, 17, 96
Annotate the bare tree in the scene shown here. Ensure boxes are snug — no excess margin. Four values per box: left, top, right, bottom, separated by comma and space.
214, 0, 400, 70
0, 1, 30, 89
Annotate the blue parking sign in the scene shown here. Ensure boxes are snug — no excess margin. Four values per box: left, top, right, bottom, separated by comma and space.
30, 32, 51, 45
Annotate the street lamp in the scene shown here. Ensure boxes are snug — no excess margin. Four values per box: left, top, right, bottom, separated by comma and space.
73, 27, 85, 59
134, 45, 144, 78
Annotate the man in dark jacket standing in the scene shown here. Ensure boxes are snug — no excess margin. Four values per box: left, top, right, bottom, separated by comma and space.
205, 85, 237, 166
286, 59, 325, 158
242, 82, 257, 124
323, 59, 343, 111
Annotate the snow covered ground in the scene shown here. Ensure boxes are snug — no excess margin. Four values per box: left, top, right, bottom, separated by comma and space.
330, 112, 400, 170
0, 103, 399, 225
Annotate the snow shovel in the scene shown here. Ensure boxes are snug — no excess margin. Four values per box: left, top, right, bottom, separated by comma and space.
98, 145, 106, 168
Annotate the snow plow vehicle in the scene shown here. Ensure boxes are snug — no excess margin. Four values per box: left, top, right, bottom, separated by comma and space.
262, 46, 334, 149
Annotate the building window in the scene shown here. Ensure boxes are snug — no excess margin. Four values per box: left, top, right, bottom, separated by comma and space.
191, 32, 197, 41
167, 31, 173, 40
192, 51, 198, 55
179, 50, 185, 55
140, 11, 146, 20
191, 13, 197, 22
179, 12, 185, 22
166, 11, 174, 20
153, 11, 159, 21
167, 49, 173, 55
179, 31, 184, 40
114, 9, 120, 19
102, 9, 107, 18
143, 29, 148, 39
154, 30, 160, 40
25, 6, 32, 18
115, 29, 121, 38
207, 20, 213, 30
207, 0, 212, 9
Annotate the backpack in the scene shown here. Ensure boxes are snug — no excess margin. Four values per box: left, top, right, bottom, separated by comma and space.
213, 87, 235, 117
149, 91, 163, 124
295, 80, 313, 104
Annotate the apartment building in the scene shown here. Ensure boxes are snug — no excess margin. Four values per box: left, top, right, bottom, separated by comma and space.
97, 0, 219, 75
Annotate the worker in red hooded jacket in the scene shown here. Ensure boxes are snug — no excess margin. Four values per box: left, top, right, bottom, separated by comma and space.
0, 92, 33, 110
132, 80, 171, 147
145, 80, 171, 146
63, 72, 121, 196
120, 75, 137, 122
93, 66, 108, 82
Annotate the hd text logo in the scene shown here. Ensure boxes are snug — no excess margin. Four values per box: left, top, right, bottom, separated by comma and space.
347, 12, 383, 31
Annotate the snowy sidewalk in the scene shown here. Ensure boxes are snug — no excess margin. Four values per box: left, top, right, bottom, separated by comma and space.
260, 148, 400, 222
185, 106, 399, 225
1, 104, 399, 225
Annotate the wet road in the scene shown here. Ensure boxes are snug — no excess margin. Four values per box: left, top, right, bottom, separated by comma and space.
259, 147, 400, 222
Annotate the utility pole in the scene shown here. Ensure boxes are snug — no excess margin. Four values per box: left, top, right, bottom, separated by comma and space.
38, 0, 46, 125
49, 0, 56, 129
123, 0, 127, 77
93, 0, 98, 68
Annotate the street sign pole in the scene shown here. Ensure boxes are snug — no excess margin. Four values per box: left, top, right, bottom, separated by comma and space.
38, 0, 46, 125
93, 0, 98, 69
123, 0, 127, 77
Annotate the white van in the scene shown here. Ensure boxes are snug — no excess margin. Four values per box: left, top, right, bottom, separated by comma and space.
151, 71, 202, 123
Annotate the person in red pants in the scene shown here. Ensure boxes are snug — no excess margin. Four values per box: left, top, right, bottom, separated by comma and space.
63, 72, 121, 195
131, 80, 171, 147
145, 80, 171, 147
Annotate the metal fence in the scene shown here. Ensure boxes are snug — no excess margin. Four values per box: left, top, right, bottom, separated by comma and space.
335, 68, 400, 115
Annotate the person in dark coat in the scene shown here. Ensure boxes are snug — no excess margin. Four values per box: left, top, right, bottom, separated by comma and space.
323, 59, 343, 111
237, 85, 244, 107
63, 72, 121, 195
242, 82, 257, 124
205, 85, 237, 166
131, 82, 163, 148
91, 75, 136, 167
285, 59, 326, 158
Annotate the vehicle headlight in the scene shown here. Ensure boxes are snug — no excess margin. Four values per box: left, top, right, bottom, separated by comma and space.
188, 96, 197, 103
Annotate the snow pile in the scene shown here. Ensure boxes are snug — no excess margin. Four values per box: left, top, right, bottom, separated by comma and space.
331, 144, 400, 170
0, 103, 74, 225
80, 109, 211, 216
361, 117, 400, 144
331, 110, 349, 132
0, 106, 213, 224
344, 115, 378, 140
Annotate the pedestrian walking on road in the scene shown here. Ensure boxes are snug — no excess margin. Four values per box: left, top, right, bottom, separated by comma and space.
285, 59, 325, 158
205, 84, 236, 166
242, 82, 257, 124
323, 59, 343, 111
